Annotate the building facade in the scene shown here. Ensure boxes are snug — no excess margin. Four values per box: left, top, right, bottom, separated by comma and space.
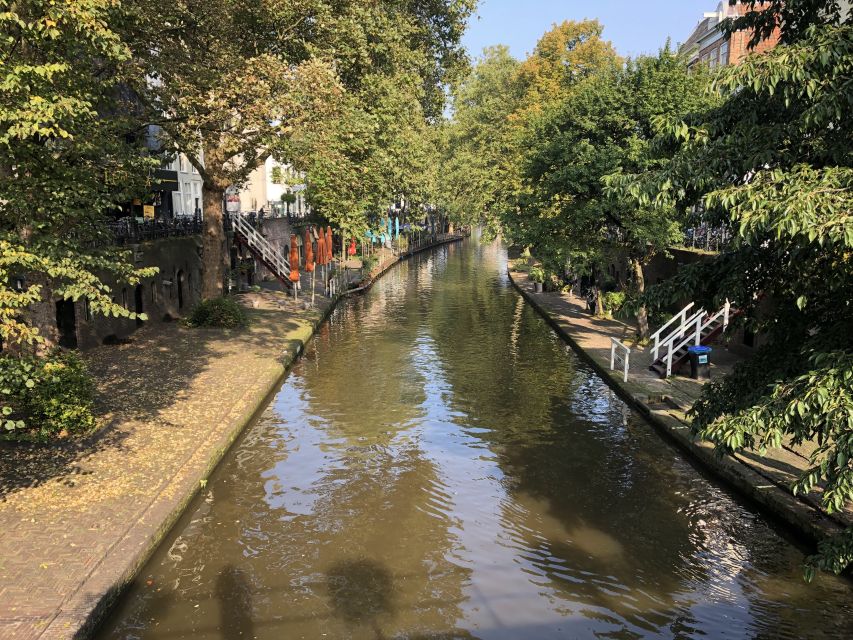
238, 157, 309, 217
168, 152, 205, 218
680, 1, 780, 69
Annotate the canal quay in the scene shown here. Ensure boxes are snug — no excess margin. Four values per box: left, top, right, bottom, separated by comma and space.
87, 236, 853, 639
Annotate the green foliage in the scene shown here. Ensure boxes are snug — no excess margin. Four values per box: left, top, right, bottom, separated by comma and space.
528, 266, 546, 283
439, 22, 620, 232
0, 0, 158, 349
187, 297, 249, 329
0, 350, 97, 440
609, 1, 853, 577
440, 46, 524, 229
123, 0, 473, 285
361, 255, 379, 274
516, 47, 712, 276
601, 291, 626, 315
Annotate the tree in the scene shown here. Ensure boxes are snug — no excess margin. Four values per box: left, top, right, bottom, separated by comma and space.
490, 21, 620, 253
125, 0, 473, 295
514, 49, 711, 335
439, 22, 620, 236
284, 1, 474, 239
515, 19, 619, 116
441, 46, 523, 231
1, 0, 155, 350
608, 0, 853, 576
122, 0, 343, 298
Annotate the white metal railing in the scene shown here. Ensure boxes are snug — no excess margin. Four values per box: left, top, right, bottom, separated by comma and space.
656, 307, 707, 362
610, 337, 631, 382
231, 213, 291, 282
651, 302, 695, 361
663, 300, 731, 377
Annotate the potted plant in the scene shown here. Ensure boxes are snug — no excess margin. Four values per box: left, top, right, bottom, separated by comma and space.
602, 290, 626, 318
529, 266, 546, 293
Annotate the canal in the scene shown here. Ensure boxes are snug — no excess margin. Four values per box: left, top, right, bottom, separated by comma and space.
98, 235, 853, 639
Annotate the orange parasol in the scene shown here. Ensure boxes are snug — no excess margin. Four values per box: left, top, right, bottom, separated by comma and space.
289, 234, 299, 282
326, 226, 333, 262
304, 228, 315, 272
316, 227, 325, 265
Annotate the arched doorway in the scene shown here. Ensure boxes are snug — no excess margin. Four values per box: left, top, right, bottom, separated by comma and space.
55, 299, 78, 348
177, 270, 185, 309
135, 285, 144, 326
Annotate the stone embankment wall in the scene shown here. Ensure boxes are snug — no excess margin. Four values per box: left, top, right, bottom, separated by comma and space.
28, 236, 205, 350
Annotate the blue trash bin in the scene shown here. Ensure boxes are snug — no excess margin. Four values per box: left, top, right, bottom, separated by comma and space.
687, 345, 712, 379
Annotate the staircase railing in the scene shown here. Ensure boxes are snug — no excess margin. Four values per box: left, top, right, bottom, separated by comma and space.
663, 300, 731, 377
651, 302, 696, 361
610, 337, 631, 382
230, 213, 290, 283
654, 307, 707, 363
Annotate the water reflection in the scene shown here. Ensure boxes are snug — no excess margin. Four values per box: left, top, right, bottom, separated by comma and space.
216, 566, 254, 640
97, 233, 853, 640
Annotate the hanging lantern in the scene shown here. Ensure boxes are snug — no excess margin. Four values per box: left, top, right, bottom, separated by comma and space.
289, 234, 299, 282
305, 228, 315, 272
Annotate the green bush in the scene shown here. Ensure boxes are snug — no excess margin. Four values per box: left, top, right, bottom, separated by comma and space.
0, 350, 97, 440
602, 291, 627, 315
187, 296, 249, 328
362, 254, 378, 274
529, 266, 546, 283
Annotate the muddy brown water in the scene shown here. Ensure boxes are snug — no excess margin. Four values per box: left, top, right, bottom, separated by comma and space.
96, 235, 853, 639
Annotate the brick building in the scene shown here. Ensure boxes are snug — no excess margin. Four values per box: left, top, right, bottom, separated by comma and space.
680, 1, 780, 69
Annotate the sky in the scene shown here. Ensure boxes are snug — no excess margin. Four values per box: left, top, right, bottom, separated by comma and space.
462, 0, 713, 61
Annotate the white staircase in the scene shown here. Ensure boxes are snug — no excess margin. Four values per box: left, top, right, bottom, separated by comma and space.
649, 300, 733, 378
230, 213, 292, 289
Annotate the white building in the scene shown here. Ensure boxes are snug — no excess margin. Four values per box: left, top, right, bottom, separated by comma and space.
238, 157, 309, 217
166, 152, 204, 217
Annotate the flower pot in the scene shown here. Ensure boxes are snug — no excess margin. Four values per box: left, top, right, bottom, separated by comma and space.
533, 282, 543, 293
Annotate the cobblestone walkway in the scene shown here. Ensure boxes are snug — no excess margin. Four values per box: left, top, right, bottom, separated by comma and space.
0, 291, 330, 639
508, 268, 852, 539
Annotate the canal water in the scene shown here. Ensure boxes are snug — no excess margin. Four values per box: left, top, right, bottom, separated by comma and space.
98, 235, 853, 639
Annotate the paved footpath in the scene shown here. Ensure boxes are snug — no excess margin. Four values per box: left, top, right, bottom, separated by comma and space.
508, 268, 852, 545
0, 290, 332, 639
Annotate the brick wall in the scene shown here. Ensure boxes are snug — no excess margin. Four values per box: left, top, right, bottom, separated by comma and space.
728, 1, 781, 65
26, 236, 206, 350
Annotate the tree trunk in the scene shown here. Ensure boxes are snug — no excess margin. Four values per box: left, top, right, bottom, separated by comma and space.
201, 186, 227, 299
630, 257, 649, 341
591, 268, 604, 316
595, 288, 604, 317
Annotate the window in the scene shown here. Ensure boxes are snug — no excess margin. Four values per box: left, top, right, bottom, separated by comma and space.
183, 182, 192, 214
192, 182, 201, 214
179, 154, 188, 173
720, 41, 729, 66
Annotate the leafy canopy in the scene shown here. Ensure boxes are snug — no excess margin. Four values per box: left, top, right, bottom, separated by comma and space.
607, 0, 853, 578
1, 0, 156, 350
